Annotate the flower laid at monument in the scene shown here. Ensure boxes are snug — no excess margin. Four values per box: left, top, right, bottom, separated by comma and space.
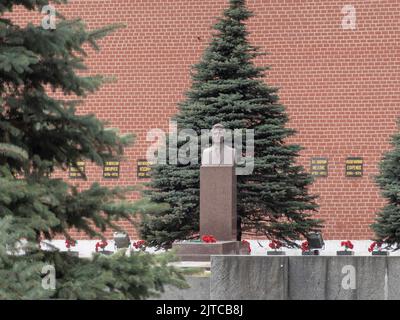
301, 241, 313, 256
201, 235, 217, 244
65, 239, 77, 250
65, 239, 79, 257
133, 240, 147, 250
95, 240, 113, 255
368, 241, 389, 256
267, 240, 285, 256
337, 240, 354, 255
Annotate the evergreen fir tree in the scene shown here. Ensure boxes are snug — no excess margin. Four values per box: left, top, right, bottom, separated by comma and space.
0, 1, 186, 299
140, 0, 322, 248
371, 121, 400, 248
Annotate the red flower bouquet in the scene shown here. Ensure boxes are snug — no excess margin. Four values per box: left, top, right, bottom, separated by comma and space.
95, 240, 108, 252
341, 240, 354, 250
368, 241, 388, 255
267, 240, 285, 255
133, 240, 146, 250
301, 240, 316, 255
65, 239, 79, 256
337, 240, 355, 256
301, 241, 309, 252
269, 240, 283, 250
65, 239, 77, 250
368, 241, 380, 252
201, 235, 217, 243
241, 240, 251, 253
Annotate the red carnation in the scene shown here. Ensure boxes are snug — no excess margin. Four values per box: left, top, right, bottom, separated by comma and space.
133, 240, 146, 249
368, 241, 382, 253
241, 240, 251, 253
301, 241, 309, 252
201, 235, 217, 243
341, 240, 354, 250
269, 240, 283, 250
65, 239, 76, 249
95, 240, 108, 252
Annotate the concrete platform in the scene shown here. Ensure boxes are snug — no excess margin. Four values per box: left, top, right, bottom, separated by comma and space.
150, 256, 400, 300
211, 255, 394, 300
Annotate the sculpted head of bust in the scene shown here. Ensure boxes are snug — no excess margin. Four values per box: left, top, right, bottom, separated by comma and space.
202, 123, 236, 166
211, 123, 225, 145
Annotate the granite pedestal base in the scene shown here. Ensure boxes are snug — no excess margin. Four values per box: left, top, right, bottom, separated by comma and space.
200, 166, 237, 241
173, 241, 249, 262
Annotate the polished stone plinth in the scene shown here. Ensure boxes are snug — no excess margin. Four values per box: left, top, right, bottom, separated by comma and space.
200, 166, 237, 241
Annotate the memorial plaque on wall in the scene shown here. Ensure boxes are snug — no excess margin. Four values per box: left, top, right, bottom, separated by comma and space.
103, 161, 120, 179
310, 158, 328, 177
137, 159, 152, 179
345, 157, 363, 177
69, 161, 85, 179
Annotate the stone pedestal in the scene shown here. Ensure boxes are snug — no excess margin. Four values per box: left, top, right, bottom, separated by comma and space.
173, 165, 246, 262
200, 165, 237, 241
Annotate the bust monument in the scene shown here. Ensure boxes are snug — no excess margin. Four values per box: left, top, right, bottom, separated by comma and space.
202, 123, 236, 166
172, 124, 249, 260
199, 123, 237, 241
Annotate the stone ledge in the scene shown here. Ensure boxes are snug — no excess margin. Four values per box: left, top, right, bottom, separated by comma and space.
210, 256, 400, 300
149, 256, 400, 300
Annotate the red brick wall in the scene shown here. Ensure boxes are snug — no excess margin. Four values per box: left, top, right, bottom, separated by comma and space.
7, 0, 400, 240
